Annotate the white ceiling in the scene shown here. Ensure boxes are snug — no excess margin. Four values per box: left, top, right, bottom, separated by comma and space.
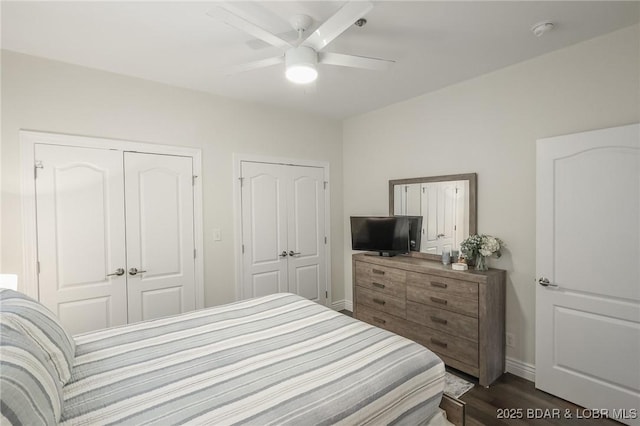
2, 1, 639, 119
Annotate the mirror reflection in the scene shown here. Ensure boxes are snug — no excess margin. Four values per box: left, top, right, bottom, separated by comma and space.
389, 174, 477, 257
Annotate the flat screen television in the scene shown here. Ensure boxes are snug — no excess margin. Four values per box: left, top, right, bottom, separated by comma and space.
350, 216, 410, 256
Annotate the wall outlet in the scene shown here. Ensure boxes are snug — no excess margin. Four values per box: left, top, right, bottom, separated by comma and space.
506, 332, 515, 348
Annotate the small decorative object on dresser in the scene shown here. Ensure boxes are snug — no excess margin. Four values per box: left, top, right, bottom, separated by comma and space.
460, 234, 504, 271
353, 253, 506, 386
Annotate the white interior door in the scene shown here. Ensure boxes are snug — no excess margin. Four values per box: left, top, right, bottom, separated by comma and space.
421, 181, 459, 254
241, 162, 289, 298
124, 152, 196, 322
240, 161, 327, 304
287, 166, 326, 304
35, 144, 127, 335
536, 124, 640, 425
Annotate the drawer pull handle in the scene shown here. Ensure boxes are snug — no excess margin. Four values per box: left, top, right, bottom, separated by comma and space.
431, 282, 447, 289
430, 297, 448, 305
373, 316, 386, 324
372, 269, 385, 275
372, 282, 386, 289
373, 298, 386, 305
430, 338, 448, 348
430, 316, 448, 325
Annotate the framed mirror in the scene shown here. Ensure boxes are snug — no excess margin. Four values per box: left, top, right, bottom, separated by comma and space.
389, 173, 477, 260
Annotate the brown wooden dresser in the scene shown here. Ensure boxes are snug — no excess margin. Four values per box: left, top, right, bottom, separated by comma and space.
352, 253, 506, 386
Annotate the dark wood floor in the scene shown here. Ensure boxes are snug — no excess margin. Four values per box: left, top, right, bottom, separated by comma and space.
457, 371, 619, 425
339, 310, 620, 425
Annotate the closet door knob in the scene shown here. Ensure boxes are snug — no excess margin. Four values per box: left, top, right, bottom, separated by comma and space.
106, 268, 125, 277
279, 251, 288, 258
288, 251, 301, 257
128, 268, 147, 276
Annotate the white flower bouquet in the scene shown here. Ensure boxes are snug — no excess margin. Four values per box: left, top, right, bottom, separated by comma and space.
460, 234, 503, 270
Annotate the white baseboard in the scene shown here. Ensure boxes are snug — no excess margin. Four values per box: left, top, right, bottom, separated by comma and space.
331, 299, 353, 312
331, 300, 345, 311
505, 357, 536, 382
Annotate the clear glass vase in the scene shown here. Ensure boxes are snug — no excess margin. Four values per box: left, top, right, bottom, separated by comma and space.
475, 254, 488, 271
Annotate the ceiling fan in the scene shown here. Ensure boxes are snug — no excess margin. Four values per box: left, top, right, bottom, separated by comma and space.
208, 1, 395, 84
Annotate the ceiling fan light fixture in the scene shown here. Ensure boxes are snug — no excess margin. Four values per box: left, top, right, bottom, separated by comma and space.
285, 46, 318, 84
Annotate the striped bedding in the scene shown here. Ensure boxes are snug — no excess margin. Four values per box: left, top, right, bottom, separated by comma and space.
61, 293, 445, 425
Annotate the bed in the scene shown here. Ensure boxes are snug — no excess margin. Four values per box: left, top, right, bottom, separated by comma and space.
1, 289, 449, 425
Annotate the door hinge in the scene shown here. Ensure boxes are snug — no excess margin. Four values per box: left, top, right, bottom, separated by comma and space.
454, 225, 457, 231
37, 261, 41, 274
192, 175, 198, 186
194, 249, 197, 259
456, 187, 459, 194
34, 161, 43, 179
422, 187, 425, 193
242, 244, 245, 254
405, 186, 408, 193
324, 236, 327, 244
239, 177, 244, 186
323, 181, 328, 190
325, 291, 328, 298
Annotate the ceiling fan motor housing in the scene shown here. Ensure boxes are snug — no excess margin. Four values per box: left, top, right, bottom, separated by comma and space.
285, 46, 318, 84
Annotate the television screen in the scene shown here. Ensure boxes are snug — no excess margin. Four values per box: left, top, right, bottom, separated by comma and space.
350, 216, 410, 256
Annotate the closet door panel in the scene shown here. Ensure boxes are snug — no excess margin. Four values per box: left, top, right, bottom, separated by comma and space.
287, 166, 326, 304
124, 152, 196, 322
35, 144, 127, 335
240, 162, 289, 298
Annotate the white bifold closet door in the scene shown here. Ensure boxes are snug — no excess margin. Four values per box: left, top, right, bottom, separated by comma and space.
124, 152, 195, 324
240, 161, 327, 305
35, 144, 195, 335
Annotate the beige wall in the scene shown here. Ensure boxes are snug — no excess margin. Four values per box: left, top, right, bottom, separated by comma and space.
0, 50, 344, 307
343, 24, 640, 366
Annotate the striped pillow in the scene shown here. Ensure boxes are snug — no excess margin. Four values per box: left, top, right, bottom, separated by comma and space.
0, 323, 63, 424
0, 289, 75, 385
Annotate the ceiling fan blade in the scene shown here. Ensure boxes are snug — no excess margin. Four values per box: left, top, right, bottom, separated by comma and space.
303, 1, 373, 51
247, 30, 298, 50
223, 56, 284, 75
207, 4, 292, 51
319, 52, 394, 71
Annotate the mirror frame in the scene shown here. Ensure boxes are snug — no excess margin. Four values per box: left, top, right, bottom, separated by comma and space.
388, 173, 478, 261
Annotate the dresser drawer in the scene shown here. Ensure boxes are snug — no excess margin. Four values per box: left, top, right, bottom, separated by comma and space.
407, 285, 478, 317
403, 322, 479, 368
407, 272, 478, 299
356, 286, 406, 319
355, 261, 407, 298
356, 305, 405, 335
406, 301, 478, 342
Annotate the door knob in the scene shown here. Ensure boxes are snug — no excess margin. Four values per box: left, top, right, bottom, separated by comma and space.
436, 233, 445, 238
128, 267, 147, 276
289, 251, 301, 257
279, 251, 288, 257
538, 277, 558, 287
106, 268, 125, 277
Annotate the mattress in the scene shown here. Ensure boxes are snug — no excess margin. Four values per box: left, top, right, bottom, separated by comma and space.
61, 293, 445, 425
